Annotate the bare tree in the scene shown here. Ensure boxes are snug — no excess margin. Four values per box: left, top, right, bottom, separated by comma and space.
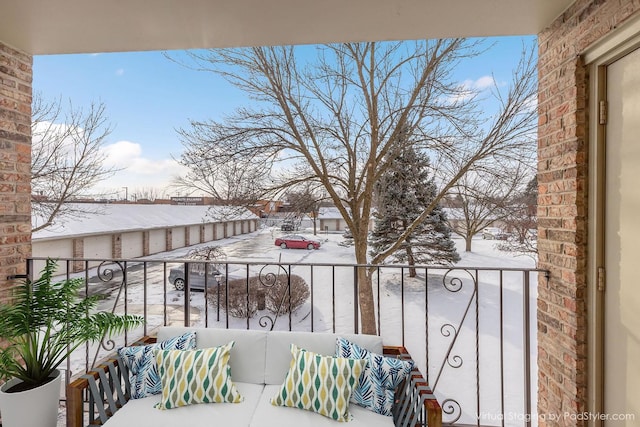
172, 138, 270, 204
172, 140, 273, 221
129, 187, 168, 202
446, 159, 534, 252
186, 245, 227, 262
284, 185, 326, 235
31, 94, 116, 232
174, 41, 537, 334
496, 176, 538, 259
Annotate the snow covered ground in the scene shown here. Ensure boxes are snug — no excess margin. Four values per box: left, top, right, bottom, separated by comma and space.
62, 226, 538, 426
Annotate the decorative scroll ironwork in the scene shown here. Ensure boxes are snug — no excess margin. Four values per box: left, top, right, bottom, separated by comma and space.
257, 263, 290, 331
432, 268, 478, 425
439, 325, 463, 369
96, 261, 122, 283
441, 398, 462, 424
91, 261, 127, 369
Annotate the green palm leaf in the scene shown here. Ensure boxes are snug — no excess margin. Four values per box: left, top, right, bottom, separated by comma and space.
0, 259, 144, 387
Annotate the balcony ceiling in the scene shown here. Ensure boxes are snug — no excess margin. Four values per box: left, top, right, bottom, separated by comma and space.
1, 0, 573, 55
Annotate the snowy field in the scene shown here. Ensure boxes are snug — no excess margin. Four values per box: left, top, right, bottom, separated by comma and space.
62, 226, 538, 426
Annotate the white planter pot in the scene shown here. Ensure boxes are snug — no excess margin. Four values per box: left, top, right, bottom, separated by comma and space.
0, 369, 62, 427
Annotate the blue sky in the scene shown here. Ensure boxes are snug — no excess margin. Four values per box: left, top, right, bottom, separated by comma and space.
33, 35, 536, 197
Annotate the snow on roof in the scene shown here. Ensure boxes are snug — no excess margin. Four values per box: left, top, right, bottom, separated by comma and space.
33, 203, 258, 240
317, 206, 378, 220
317, 206, 347, 219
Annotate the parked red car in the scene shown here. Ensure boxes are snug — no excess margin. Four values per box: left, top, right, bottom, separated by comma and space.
275, 234, 321, 250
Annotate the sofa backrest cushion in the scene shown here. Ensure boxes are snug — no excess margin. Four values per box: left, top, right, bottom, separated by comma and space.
155, 327, 384, 385
264, 331, 383, 385
157, 326, 267, 384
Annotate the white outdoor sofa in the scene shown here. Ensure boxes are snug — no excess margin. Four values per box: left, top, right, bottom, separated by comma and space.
67, 327, 442, 427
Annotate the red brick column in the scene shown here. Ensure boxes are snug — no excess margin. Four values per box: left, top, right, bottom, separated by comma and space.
165, 229, 172, 251
72, 238, 84, 273
143, 231, 150, 256
537, 1, 640, 423
0, 41, 32, 296
112, 234, 122, 258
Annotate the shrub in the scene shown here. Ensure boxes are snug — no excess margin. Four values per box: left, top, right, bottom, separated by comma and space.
263, 274, 310, 316
207, 278, 258, 318
207, 274, 310, 318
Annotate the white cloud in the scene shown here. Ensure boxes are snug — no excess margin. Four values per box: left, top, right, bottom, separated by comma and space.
102, 140, 142, 168
32, 120, 91, 157
446, 75, 498, 105
32, 124, 187, 198
471, 75, 496, 90
32, 120, 67, 143
461, 75, 497, 91
98, 140, 188, 195
115, 68, 125, 76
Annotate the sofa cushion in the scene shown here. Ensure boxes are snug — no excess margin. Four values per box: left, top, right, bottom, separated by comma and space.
104, 382, 263, 427
157, 326, 267, 384
155, 343, 243, 409
117, 331, 196, 399
270, 344, 366, 422
264, 330, 383, 385
255, 385, 395, 427
336, 337, 414, 416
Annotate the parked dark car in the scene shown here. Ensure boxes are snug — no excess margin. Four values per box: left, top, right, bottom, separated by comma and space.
280, 220, 296, 231
275, 234, 321, 250
168, 264, 225, 291
482, 227, 509, 240
496, 231, 510, 240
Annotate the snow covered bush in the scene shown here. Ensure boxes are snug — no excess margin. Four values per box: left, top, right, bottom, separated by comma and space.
207, 274, 309, 318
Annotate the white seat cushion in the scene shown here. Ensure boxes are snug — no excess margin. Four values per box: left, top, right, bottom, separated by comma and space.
264, 330, 383, 384
104, 382, 263, 427
156, 326, 268, 384
251, 385, 395, 427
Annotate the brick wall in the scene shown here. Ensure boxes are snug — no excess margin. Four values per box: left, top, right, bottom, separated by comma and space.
112, 234, 122, 258
165, 229, 172, 251
143, 231, 150, 256
72, 238, 84, 272
0, 41, 32, 297
537, 0, 640, 423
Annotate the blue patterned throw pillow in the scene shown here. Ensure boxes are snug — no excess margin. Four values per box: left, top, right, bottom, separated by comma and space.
335, 337, 414, 416
117, 331, 196, 399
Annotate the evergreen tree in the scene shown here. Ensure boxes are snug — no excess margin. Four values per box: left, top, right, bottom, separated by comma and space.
369, 146, 460, 276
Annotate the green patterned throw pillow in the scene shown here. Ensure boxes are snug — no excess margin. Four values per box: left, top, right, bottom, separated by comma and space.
154, 342, 243, 409
271, 344, 367, 422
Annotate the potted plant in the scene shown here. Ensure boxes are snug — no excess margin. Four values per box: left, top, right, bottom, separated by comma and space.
0, 259, 144, 427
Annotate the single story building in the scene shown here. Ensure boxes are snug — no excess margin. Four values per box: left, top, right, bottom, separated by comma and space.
32, 204, 258, 273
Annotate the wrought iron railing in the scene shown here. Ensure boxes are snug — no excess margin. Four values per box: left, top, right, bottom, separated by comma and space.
27, 257, 546, 427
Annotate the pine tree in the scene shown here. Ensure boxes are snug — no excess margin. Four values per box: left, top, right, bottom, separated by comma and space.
369, 146, 460, 276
